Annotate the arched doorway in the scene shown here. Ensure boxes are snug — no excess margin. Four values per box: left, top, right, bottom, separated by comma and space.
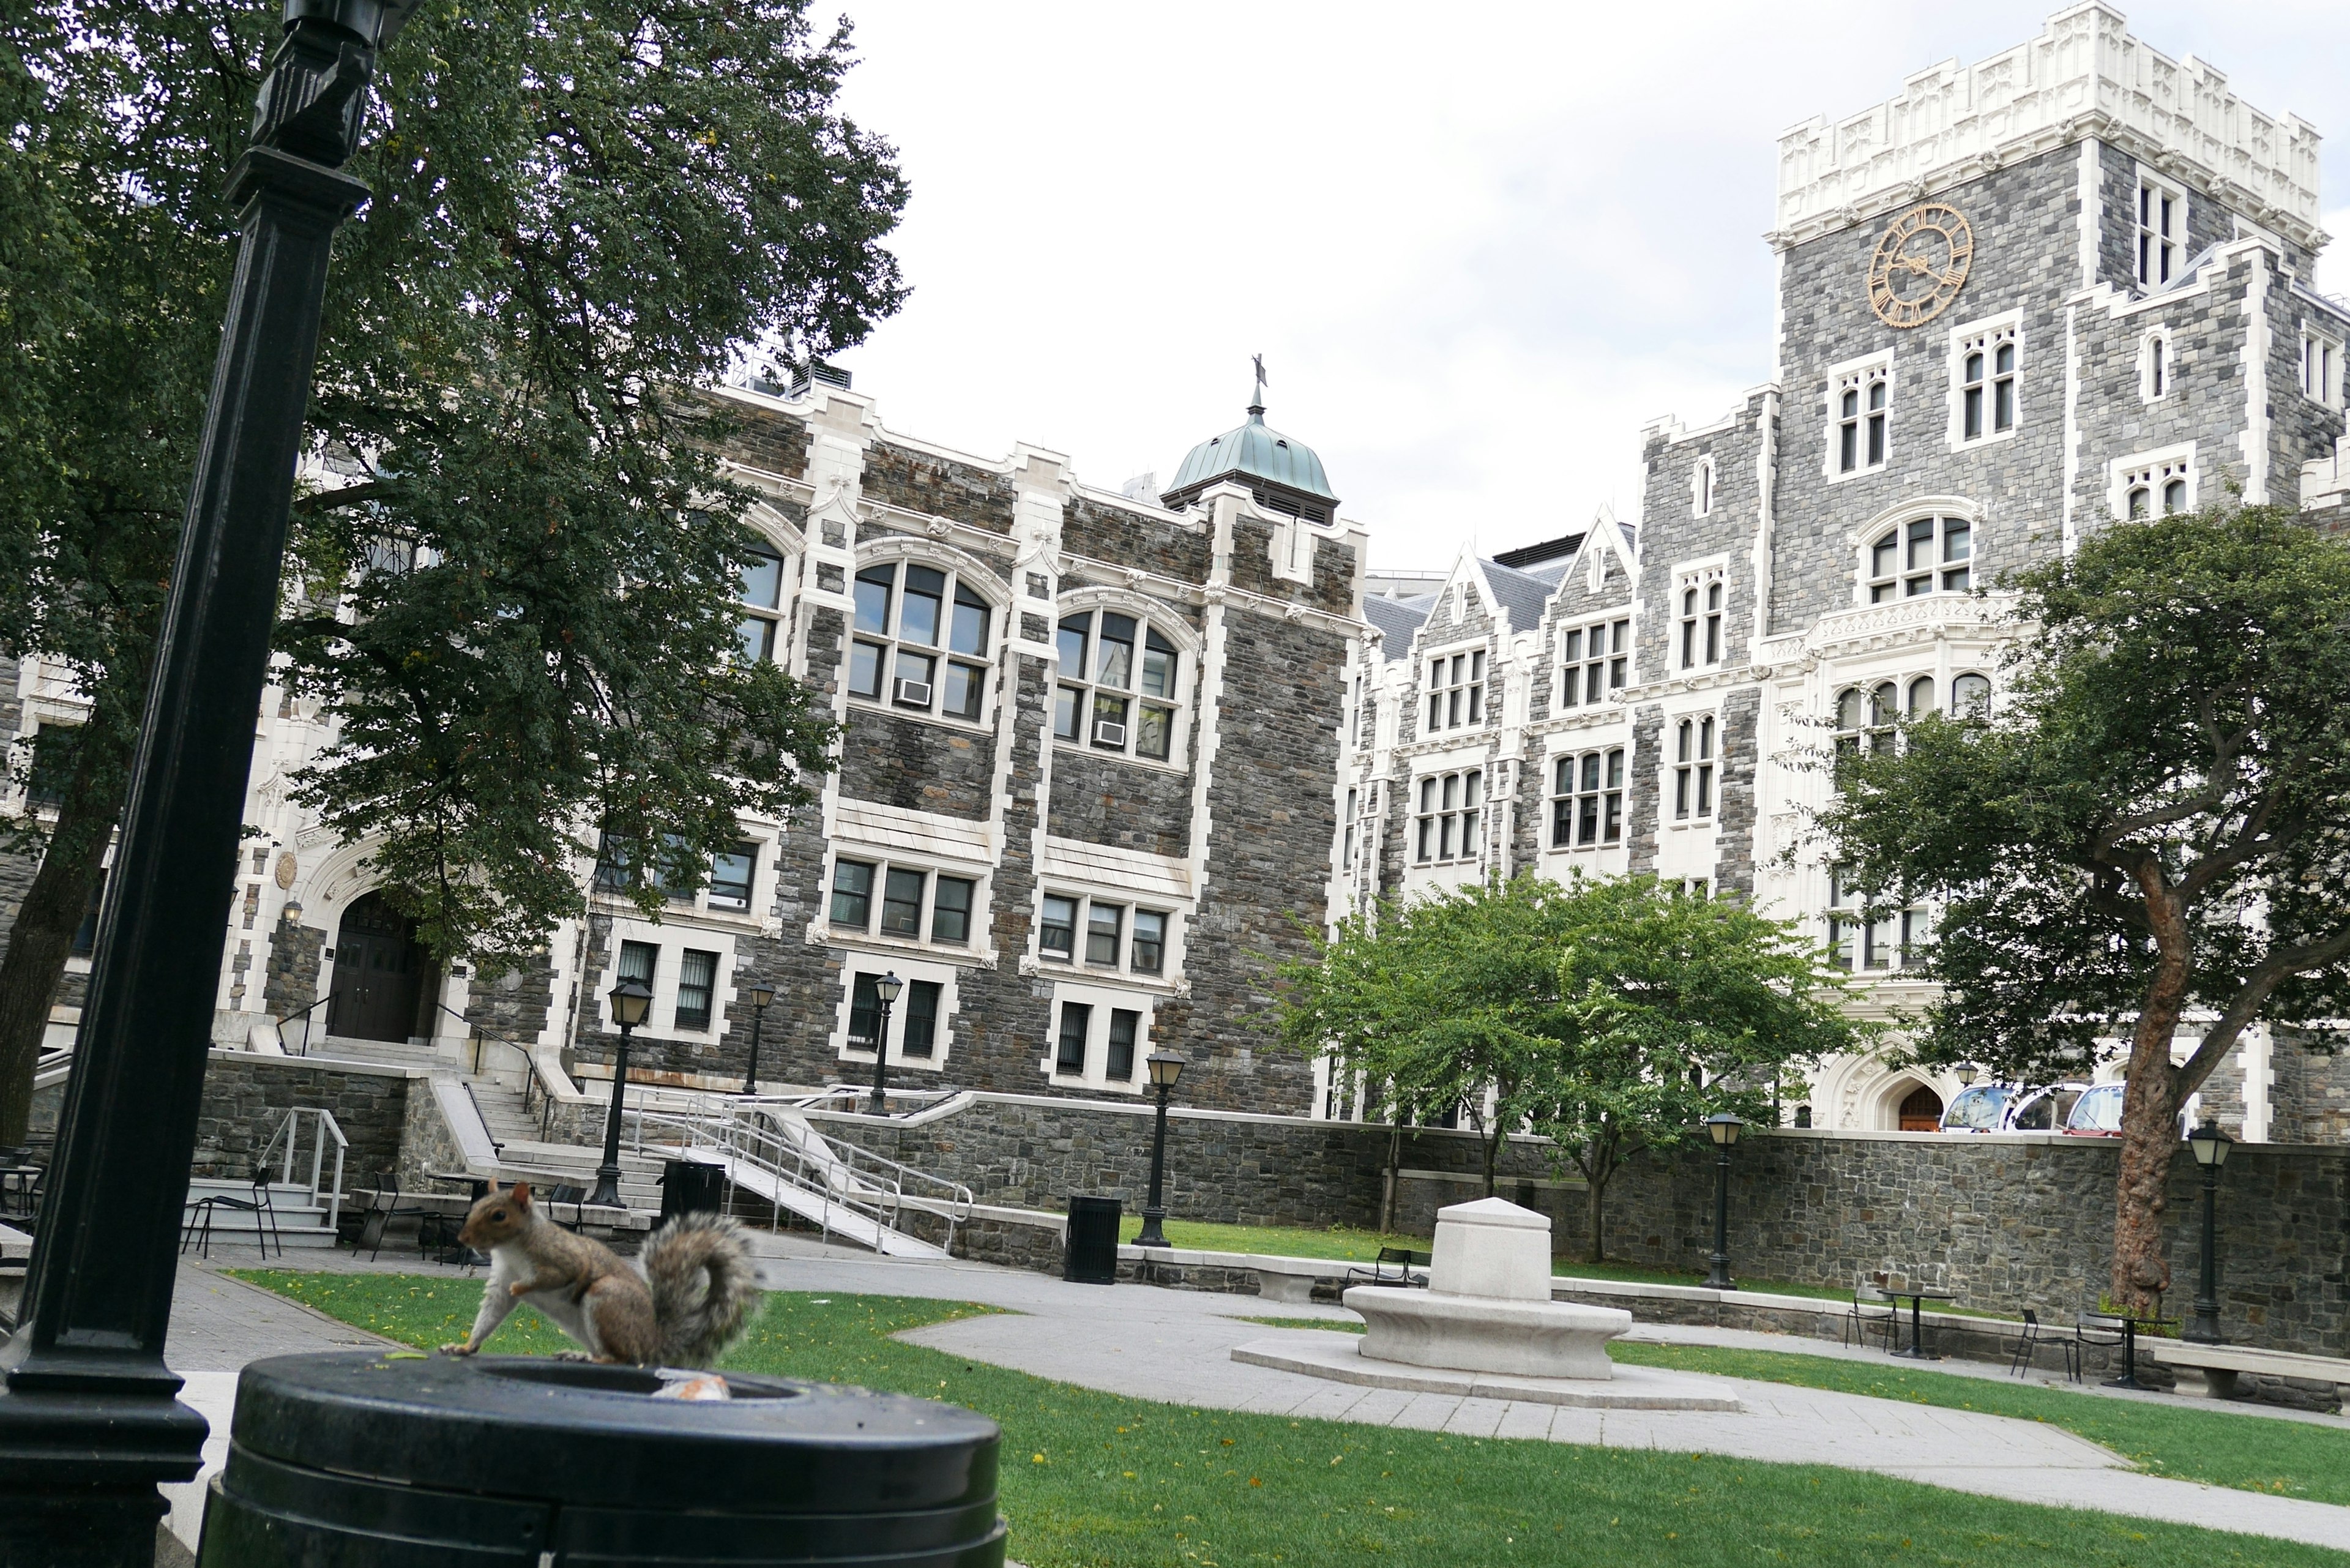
327, 892, 427, 1043
1897, 1083, 1944, 1132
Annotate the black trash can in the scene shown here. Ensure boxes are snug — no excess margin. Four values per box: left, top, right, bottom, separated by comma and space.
1064, 1195, 1121, 1285
198, 1353, 1006, 1566
659, 1159, 727, 1225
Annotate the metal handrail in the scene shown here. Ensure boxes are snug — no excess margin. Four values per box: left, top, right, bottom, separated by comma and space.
434, 1002, 546, 1118
462, 1080, 505, 1159
275, 994, 332, 1057
256, 1105, 348, 1235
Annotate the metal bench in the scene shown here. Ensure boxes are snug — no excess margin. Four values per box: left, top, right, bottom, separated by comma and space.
1344, 1246, 1429, 1290
2147, 1340, 2350, 1404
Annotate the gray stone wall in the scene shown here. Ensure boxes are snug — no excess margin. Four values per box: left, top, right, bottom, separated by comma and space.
1046, 751, 1190, 859
192, 1052, 412, 1189
259, 916, 326, 1020
836, 708, 998, 821
860, 441, 1015, 535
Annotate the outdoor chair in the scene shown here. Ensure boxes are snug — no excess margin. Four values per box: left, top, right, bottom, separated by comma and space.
2007, 1309, 2077, 1380
2070, 1310, 2125, 1386
546, 1182, 588, 1233
1345, 1247, 1429, 1289
1844, 1279, 1900, 1351
356, 1171, 438, 1262
181, 1165, 280, 1261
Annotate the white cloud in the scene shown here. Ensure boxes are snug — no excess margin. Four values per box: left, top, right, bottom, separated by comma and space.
823, 2, 2350, 569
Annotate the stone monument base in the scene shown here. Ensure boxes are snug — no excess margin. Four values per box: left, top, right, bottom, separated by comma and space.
1231, 1332, 1742, 1412
1345, 1285, 1633, 1380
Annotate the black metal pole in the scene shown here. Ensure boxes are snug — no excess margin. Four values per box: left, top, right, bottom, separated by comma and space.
1704, 1140, 1734, 1291
0, 7, 402, 1559
589, 1020, 636, 1209
741, 1003, 767, 1097
867, 998, 895, 1114
1135, 1083, 1173, 1249
2185, 1161, 2223, 1344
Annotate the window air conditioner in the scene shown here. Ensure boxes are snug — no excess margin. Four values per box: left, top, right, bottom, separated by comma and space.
893, 678, 933, 707
1092, 720, 1127, 747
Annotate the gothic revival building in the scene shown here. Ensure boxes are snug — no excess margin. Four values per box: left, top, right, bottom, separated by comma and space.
1337, 3, 2350, 1140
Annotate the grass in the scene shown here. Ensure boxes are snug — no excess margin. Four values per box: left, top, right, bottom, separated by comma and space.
235, 1270, 2346, 1568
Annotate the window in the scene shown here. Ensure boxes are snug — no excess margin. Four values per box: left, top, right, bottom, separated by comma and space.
1835, 364, 1890, 474
848, 973, 882, 1048
1833, 684, 1898, 775
1693, 457, 1715, 517
931, 876, 975, 946
674, 949, 717, 1030
1677, 575, 1725, 669
22, 723, 79, 809
829, 859, 874, 928
1673, 716, 1716, 822
737, 545, 785, 663
70, 868, 105, 957
1342, 787, 1357, 870
1906, 676, 1937, 719
2303, 330, 2341, 408
2140, 330, 2171, 400
902, 979, 942, 1058
1055, 1001, 1092, 1073
1559, 618, 1629, 707
879, 868, 925, 936
1423, 649, 1485, 734
1955, 324, 2018, 441
851, 561, 993, 721
706, 842, 757, 912
1039, 892, 1171, 976
1549, 749, 1624, 849
616, 939, 657, 988
1414, 769, 1482, 865
2136, 176, 2184, 288
1056, 609, 1181, 759
1950, 671, 1991, 716
1827, 867, 1929, 974
1106, 1009, 1141, 1081
1866, 516, 1970, 601
2116, 451, 2194, 520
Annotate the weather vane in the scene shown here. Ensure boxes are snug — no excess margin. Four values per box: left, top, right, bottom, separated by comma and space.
1251, 353, 1268, 410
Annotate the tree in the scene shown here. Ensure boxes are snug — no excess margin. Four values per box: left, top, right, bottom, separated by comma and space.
1813, 504, 2350, 1317
1277, 874, 1859, 1256
0, 0, 908, 1144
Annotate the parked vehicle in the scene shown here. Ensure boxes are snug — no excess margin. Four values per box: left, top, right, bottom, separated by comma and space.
2062, 1082, 2202, 1138
1939, 1081, 2088, 1134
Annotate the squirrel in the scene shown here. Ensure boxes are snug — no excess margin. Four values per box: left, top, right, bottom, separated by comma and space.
436, 1179, 761, 1367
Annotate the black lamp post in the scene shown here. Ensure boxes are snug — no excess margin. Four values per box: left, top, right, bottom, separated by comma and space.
589, 979, 654, 1210
1134, 1051, 1186, 1249
0, 4, 417, 1559
2184, 1119, 2233, 1345
1703, 1112, 1743, 1291
867, 972, 903, 1114
739, 981, 775, 1096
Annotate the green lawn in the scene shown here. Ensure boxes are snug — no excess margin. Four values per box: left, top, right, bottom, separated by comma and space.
235, 1271, 2344, 1568
1237, 1313, 2349, 1507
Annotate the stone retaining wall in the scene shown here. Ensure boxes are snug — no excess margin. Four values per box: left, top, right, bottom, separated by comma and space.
192, 1051, 414, 1188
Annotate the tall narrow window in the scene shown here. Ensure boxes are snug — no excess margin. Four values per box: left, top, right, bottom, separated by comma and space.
2143, 332, 2169, 400
829, 859, 875, 928
1055, 1002, 1092, 1074
2304, 331, 2341, 408
674, 949, 717, 1030
1341, 788, 1357, 869
1039, 895, 1077, 961
1423, 651, 1485, 734
901, 979, 942, 1058
1551, 749, 1624, 849
2136, 178, 2182, 288
931, 876, 975, 946
1703, 583, 1724, 665
1106, 1009, 1141, 1081
616, 940, 657, 989
1834, 365, 1890, 475
1956, 326, 2018, 442
1693, 457, 1714, 517
1838, 386, 1860, 472
879, 868, 925, 936
1086, 903, 1124, 965
1057, 609, 1182, 759
1866, 376, 1888, 465
1131, 909, 1166, 973
850, 562, 994, 719
849, 973, 882, 1048
737, 545, 785, 663
1950, 671, 1991, 716
1673, 716, 1717, 822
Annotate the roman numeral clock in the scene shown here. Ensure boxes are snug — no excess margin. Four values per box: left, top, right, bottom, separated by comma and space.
1866, 203, 1973, 328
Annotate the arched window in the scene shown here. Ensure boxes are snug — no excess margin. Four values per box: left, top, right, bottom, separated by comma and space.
1673, 715, 1716, 821
850, 561, 994, 720
1056, 609, 1182, 761
1693, 457, 1714, 517
737, 544, 786, 663
1835, 684, 1898, 767
1867, 515, 1970, 602
1906, 676, 1936, 717
1950, 671, 1991, 716
2140, 330, 2171, 400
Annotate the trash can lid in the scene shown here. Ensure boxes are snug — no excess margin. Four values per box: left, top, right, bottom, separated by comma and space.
229, 1354, 998, 1515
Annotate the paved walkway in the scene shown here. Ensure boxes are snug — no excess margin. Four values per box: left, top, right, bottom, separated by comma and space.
153, 1238, 2350, 1557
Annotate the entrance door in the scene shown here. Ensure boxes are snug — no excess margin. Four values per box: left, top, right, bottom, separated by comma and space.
1898, 1084, 1945, 1133
328, 892, 426, 1042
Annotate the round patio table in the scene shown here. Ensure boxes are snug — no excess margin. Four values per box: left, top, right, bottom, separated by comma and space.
1882, 1288, 1953, 1358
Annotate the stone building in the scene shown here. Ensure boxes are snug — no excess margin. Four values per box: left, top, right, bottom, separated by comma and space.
1336, 2, 2350, 1140
1, 377, 1368, 1118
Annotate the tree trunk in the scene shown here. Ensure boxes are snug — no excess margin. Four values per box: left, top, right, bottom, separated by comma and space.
2110, 890, 2194, 1320
1482, 1116, 1503, 1197
0, 705, 136, 1147
1584, 1168, 1609, 1264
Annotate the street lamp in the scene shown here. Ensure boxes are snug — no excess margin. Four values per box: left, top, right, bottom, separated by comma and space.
867, 972, 904, 1114
2184, 1119, 2233, 1345
589, 979, 654, 1209
1956, 1062, 1980, 1086
739, 981, 776, 1096
1704, 1113, 1744, 1291
1135, 1051, 1187, 1249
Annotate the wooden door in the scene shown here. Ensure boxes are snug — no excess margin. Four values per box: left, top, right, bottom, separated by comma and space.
328, 893, 425, 1042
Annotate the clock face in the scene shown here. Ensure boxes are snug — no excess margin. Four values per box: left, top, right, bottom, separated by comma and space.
1866, 204, 1974, 329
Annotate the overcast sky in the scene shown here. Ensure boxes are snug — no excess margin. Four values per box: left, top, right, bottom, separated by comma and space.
821, 2, 2350, 570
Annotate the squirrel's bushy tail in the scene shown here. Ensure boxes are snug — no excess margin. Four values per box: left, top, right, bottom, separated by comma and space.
643, 1212, 761, 1366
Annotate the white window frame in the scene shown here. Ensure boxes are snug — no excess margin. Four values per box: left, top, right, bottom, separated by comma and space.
734, 540, 793, 665
1825, 354, 1893, 480
1039, 981, 1156, 1094
1548, 746, 1625, 851
1034, 889, 1176, 980
2138, 327, 2173, 402
1826, 866, 1928, 976
2109, 444, 2196, 521
849, 554, 1001, 726
1674, 563, 1727, 671
593, 830, 774, 925
1692, 456, 1715, 517
1859, 513, 1974, 603
2134, 168, 2188, 290
822, 849, 989, 956
834, 958, 963, 1075
1556, 613, 1630, 711
1412, 766, 1484, 866
591, 920, 742, 1047
1053, 599, 1194, 766
2302, 327, 2343, 409
1671, 712, 1718, 824
1946, 312, 2021, 447
1420, 643, 1487, 736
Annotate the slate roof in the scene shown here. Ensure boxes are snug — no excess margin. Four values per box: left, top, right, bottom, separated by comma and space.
1479, 559, 1562, 632
1363, 592, 1432, 661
